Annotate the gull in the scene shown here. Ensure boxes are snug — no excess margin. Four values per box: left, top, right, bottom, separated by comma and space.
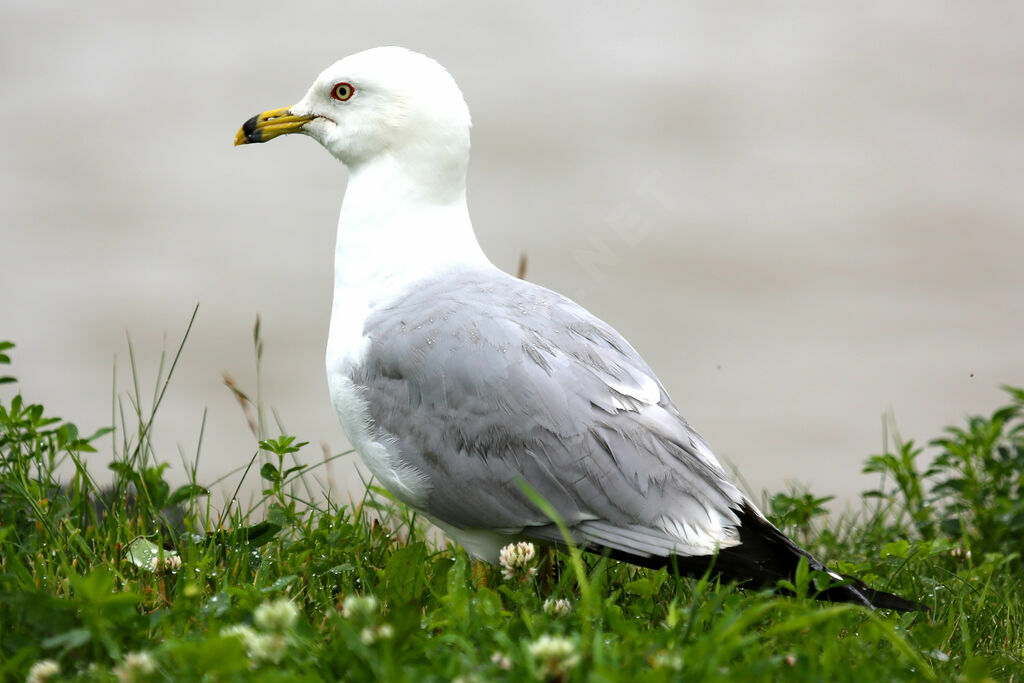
235, 46, 921, 611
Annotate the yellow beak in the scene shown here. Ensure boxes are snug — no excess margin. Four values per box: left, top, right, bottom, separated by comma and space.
234, 106, 315, 146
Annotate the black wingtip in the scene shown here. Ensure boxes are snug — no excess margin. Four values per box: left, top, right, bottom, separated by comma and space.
845, 579, 930, 613
726, 503, 928, 612
725, 503, 928, 612
590, 501, 927, 612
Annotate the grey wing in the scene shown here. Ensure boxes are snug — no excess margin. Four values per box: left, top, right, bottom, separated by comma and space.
351, 268, 748, 559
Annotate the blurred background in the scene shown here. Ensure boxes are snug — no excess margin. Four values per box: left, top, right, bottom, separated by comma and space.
2, 1, 1022, 513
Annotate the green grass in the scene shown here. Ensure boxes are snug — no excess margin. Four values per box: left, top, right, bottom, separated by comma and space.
1, 329, 1022, 682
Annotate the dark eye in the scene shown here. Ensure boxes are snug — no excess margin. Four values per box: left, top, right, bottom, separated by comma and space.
331, 82, 354, 101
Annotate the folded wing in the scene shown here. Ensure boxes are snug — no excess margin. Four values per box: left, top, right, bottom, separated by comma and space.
351, 267, 749, 559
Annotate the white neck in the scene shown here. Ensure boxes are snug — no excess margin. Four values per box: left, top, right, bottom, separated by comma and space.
332, 152, 491, 305
326, 151, 490, 376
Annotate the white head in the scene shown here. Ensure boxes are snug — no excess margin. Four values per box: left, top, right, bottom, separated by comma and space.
236, 47, 490, 284
237, 47, 472, 177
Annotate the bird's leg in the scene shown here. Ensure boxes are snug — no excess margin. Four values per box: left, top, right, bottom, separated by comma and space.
538, 547, 559, 593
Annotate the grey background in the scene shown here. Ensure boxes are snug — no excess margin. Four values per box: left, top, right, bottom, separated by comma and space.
2, 2, 1022, 512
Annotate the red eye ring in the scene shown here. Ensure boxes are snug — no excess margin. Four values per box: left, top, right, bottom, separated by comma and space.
331, 82, 354, 101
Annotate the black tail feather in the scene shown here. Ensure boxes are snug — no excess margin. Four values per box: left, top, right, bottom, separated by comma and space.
592, 502, 926, 613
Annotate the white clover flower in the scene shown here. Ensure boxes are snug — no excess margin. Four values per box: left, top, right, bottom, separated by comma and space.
359, 623, 394, 645
490, 651, 512, 670
254, 598, 299, 632
26, 660, 60, 683
341, 594, 379, 620
529, 634, 580, 680
148, 553, 182, 572
113, 651, 157, 682
222, 624, 289, 664
950, 547, 972, 561
499, 541, 538, 580
651, 650, 683, 671
543, 598, 572, 617
222, 624, 264, 652
250, 633, 289, 664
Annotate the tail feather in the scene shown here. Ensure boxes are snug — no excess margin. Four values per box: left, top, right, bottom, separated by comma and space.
596, 501, 926, 612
